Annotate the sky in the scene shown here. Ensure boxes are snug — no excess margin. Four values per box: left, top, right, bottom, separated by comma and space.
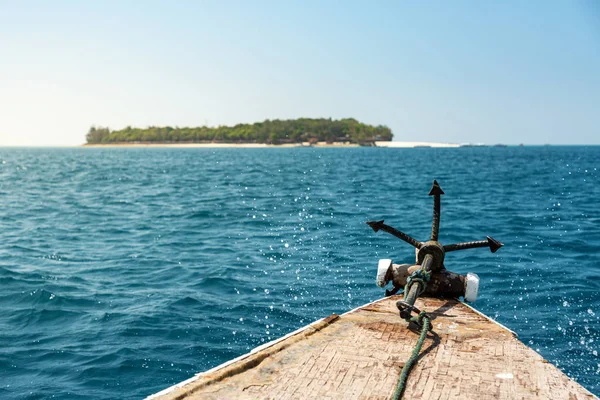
0, 0, 599, 146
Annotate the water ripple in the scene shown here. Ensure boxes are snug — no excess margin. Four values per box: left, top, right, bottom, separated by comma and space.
0, 146, 598, 398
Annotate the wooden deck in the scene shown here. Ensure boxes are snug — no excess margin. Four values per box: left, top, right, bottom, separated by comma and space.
149, 296, 597, 400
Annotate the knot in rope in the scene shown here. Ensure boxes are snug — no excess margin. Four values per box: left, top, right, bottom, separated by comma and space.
404, 269, 431, 297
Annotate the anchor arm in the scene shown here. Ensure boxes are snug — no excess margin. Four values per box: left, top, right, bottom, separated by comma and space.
443, 236, 503, 253
428, 180, 444, 241
366, 220, 423, 249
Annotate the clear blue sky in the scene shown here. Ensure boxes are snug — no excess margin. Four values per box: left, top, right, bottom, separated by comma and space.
1, 0, 599, 145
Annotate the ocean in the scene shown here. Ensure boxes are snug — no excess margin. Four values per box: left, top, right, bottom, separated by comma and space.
0, 146, 598, 399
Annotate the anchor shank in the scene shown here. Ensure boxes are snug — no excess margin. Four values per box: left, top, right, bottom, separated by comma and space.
366, 220, 422, 249
399, 253, 434, 319
405, 254, 433, 307
420, 252, 435, 273
402, 282, 421, 313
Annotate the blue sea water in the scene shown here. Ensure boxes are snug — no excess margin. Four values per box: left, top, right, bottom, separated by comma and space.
0, 146, 598, 399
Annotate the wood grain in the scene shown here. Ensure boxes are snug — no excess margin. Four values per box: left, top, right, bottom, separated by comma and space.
150, 296, 597, 400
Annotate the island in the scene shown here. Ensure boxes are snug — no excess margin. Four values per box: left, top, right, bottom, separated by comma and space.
85, 118, 393, 146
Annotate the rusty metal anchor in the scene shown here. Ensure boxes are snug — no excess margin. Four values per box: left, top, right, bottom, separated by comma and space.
367, 180, 503, 323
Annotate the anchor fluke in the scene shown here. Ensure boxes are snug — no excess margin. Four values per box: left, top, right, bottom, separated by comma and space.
366, 220, 385, 232
487, 236, 504, 253
428, 179, 445, 196
366, 220, 423, 249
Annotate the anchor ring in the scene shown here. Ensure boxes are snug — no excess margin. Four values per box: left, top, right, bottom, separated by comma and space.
395, 300, 421, 315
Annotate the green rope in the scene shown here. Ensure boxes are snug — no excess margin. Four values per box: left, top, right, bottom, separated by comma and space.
404, 269, 431, 298
391, 312, 431, 400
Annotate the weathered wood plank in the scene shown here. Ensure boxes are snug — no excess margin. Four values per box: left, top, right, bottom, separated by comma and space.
149, 296, 597, 400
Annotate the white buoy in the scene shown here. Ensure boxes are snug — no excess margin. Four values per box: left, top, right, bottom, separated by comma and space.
464, 272, 480, 302
376, 259, 392, 287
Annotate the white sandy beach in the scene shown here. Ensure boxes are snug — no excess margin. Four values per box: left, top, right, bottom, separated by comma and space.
374, 141, 460, 148
83, 141, 459, 148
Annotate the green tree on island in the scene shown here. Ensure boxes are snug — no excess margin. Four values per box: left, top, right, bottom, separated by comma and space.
85, 118, 393, 144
